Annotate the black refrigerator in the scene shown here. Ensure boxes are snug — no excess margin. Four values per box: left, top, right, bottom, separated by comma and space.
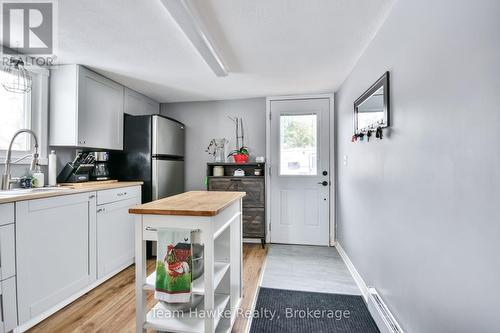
110, 114, 185, 255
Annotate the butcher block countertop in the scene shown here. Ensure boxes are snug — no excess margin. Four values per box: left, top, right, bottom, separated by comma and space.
129, 191, 246, 217
0, 181, 143, 204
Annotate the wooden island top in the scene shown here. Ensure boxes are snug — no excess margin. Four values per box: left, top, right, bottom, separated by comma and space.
128, 190, 246, 217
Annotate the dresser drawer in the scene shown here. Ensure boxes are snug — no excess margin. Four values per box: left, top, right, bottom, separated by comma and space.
242, 208, 265, 238
98, 186, 141, 205
208, 178, 239, 192
208, 178, 264, 207
0, 204, 14, 226
240, 179, 264, 207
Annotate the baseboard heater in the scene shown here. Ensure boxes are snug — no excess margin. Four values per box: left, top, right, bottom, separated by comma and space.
367, 288, 404, 333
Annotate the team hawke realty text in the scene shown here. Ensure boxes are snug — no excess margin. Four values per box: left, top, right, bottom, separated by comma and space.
151, 307, 351, 321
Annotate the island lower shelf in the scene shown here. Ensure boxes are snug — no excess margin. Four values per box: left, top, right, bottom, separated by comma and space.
144, 262, 230, 295
145, 294, 230, 333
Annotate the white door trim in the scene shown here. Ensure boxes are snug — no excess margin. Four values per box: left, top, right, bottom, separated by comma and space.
265, 93, 335, 246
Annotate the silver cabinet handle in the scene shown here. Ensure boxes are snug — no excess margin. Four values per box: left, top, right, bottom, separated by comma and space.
145, 226, 157, 232
97, 208, 105, 213
89, 194, 96, 199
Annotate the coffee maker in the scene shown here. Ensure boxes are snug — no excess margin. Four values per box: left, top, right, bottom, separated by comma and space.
90, 152, 111, 181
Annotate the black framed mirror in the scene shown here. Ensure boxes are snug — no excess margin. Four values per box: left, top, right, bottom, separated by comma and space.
354, 71, 390, 134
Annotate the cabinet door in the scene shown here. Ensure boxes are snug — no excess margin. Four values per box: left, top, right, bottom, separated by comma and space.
0, 277, 18, 333
78, 66, 124, 150
242, 208, 265, 238
16, 193, 97, 324
97, 197, 139, 279
240, 179, 265, 207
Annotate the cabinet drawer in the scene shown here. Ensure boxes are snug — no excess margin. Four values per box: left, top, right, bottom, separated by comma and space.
0, 204, 14, 226
0, 276, 18, 333
242, 208, 265, 238
98, 186, 141, 205
240, 179, 264, 207
0, 224, 15, 281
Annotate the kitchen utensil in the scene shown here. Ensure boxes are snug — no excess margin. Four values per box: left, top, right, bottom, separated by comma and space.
160, 294, 203, 312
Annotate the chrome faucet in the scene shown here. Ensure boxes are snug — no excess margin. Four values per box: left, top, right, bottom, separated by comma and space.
1, 129, 39, 190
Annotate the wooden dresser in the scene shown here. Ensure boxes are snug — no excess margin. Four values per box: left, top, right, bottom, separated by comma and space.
207, 162, 266, 247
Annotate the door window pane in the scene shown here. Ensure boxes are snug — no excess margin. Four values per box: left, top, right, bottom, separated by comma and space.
280, 114, 317, 175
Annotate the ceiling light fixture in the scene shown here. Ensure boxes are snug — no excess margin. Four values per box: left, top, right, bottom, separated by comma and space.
160, 0, 228, 77
2, 57, 33, 94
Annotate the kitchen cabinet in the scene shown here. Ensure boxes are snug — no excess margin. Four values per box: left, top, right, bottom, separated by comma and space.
0, 204, 16, 333
50, 65, 124, 150
0, 277, 17, 333
15, 192, 97, 324
97, 195, 140, 279
124, 87, 159, 115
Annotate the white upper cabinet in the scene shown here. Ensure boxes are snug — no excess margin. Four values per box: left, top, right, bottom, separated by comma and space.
49, 65, 124, 150
124, 87, 159, 115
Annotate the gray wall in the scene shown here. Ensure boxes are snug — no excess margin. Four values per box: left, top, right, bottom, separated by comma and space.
335, 0, 500, 332
161, 98, 266, 190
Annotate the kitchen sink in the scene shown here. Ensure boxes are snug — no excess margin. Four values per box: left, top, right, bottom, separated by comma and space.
0, 187, 68, 196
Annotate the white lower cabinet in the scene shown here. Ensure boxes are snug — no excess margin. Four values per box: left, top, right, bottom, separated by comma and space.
97, 196, 139, 279
0, 277, 17, 333
10, 185, 141, 330
0, 224, 15, 283
16, 192, 97, 324
0, 203, 17, 333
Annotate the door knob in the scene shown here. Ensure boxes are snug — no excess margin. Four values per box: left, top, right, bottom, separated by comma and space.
318, 181, 328, 186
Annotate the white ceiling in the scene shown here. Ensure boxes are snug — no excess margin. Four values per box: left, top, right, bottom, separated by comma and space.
53, 0, 395, 102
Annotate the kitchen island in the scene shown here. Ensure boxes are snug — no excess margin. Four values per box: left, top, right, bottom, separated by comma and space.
129, 191, 245, 333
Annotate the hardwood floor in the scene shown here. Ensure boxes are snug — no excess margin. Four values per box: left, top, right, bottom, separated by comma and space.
28, 243, 267, 333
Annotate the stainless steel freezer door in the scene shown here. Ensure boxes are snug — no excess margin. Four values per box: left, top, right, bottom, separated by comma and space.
152, 116, 185, 157
152, 159, 185, 200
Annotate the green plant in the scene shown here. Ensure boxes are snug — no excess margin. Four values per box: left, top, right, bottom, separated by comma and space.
227, 146, 249, 157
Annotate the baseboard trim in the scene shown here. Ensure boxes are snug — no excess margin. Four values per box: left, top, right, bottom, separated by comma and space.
335, 242, 404, 333
335, 242, 369, 301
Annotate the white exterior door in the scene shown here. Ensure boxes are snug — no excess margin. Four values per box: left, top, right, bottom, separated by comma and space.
270, 98, 330, 245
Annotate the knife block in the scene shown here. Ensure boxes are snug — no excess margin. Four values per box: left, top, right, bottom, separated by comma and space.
57, 162, 94, 183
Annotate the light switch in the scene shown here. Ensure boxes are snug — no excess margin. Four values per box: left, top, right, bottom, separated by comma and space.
343, 155, 348, 167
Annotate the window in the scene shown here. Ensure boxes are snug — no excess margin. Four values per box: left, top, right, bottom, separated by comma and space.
280, 114, 318, 176
0, 72, 32, 151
